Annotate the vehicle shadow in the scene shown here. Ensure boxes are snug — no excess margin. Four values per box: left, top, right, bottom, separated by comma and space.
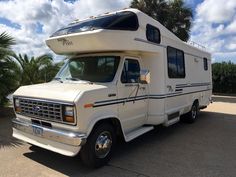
23, 110, 236, 177
0, 107, 24, 149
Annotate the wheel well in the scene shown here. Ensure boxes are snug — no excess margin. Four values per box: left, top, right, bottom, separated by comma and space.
92, 118, 124, 140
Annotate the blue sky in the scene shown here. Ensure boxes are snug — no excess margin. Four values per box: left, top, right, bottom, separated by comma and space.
0, 0, 236, 63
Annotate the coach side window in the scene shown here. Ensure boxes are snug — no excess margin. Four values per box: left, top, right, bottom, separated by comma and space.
146, 24, 161, 44
167, 46, 185, 78
203, 58, 208, 70
121, 59, 140, 83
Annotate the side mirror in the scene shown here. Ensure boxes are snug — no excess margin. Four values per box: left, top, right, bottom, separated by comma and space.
140, 69, 150, 84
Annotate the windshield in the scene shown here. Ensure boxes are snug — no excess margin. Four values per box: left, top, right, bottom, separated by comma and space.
51, 11, 139, 37
56, 56, 120, 83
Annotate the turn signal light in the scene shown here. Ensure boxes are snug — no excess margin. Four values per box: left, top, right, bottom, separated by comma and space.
15, 107, 21, 113
64, 116, 75, 123
84, 103, 94, 108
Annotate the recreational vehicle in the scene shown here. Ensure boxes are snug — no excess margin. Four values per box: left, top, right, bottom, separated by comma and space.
12, 8, 212, 167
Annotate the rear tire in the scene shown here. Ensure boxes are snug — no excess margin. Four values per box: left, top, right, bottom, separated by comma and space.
80, 123, 116, 168
182, 101, 199, 123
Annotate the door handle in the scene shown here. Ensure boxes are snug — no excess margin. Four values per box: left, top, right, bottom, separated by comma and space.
108, 93, 116, 97
139, 87, 146, 90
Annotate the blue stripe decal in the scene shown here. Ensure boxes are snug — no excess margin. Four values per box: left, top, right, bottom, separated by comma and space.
94, 91, 182, 105
176, 82, 211, 88
93, 89, 212, 107
95, 95, 146, 104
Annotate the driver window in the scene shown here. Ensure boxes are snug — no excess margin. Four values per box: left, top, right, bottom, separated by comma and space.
121, 59, 140, 83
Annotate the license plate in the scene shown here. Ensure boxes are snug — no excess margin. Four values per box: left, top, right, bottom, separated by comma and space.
32, 126, 43, 136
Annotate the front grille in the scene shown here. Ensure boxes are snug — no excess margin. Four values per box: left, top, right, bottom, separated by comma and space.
19, 98, 62, 122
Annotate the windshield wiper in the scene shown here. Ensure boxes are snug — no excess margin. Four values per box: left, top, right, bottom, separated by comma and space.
53, 77, 63, 83
66, 77, 80, 81
66, 77, 93, 84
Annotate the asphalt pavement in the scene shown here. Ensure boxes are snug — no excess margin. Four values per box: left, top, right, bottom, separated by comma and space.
0, 97, 236, 177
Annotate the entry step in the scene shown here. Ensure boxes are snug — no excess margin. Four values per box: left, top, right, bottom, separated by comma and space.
125, 126, 154, 142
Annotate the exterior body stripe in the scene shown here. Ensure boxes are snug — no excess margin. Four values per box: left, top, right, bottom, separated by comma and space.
93, 88, 212, 108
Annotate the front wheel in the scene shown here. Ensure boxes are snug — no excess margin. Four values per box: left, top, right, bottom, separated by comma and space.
80, 123, 116, 168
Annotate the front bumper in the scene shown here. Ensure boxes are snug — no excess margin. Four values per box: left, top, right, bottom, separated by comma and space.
12, 118, 87, 156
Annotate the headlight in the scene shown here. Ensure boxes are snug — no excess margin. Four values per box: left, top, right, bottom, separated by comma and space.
15, 99, 20, 107
65, 106, 74, 116
14, 98, 21, 113
63, 106, 75, 123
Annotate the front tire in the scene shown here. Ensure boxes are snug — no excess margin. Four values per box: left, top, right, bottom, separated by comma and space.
80, 123, 116, 168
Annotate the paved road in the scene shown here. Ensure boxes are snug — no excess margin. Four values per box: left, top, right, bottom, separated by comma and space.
0, 99, 236, 177
212, 95, 236, 104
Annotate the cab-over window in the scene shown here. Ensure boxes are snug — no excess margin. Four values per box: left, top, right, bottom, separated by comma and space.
51, 11, 139, 37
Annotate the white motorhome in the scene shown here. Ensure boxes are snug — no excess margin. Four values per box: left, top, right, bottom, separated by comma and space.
12, 8, 212, 167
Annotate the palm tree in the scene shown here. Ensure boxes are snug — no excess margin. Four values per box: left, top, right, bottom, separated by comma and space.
0, 32, 18, 106
165, 0, 192, 41
130, 0, 193, 41
39, 61, 64, 83
12, 53, 61, 85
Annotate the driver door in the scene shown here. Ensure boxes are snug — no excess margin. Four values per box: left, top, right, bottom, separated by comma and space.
117, 57, 148, 133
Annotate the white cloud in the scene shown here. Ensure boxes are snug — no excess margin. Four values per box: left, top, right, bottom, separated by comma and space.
225, 18, 236, 33
0, 23, 50, 57
226, 43, 236, 50
1, 0, 235, 63
0, 0, 131, 61
190, 0, 236, 63
196, 0, 236, 23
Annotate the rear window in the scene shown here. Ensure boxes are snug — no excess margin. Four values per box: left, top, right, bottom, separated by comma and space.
203, 58, 208, 70
51, 11, 139, 37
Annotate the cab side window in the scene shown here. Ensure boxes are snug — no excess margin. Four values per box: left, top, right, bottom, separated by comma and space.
121, 59, 140, 83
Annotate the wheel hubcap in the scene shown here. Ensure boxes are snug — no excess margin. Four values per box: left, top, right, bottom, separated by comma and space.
192, 105, 197, 119
95, 131, 112, 158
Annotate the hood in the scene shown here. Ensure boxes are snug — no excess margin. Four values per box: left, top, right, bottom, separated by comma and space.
14, 82, 107, 102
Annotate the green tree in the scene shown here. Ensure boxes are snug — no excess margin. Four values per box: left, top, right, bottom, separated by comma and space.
39, 61, 64, 83
0, 32, 19, 106
130, 0, 193, 41
212, 62, 236, 94
11, 53, 61, 85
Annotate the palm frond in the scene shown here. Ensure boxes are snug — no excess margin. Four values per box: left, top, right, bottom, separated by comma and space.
0, 32, 15, 48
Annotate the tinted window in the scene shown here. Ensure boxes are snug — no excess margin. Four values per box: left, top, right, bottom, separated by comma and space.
121, 59, 140, 83
167, 46, 185, 78
203, 58, 208, 70
56, 56, 120, 82
51, 11, 139, 37
146, 24, 160, 44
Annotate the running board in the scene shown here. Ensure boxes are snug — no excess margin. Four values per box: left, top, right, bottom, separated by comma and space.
124, 126, 154, 142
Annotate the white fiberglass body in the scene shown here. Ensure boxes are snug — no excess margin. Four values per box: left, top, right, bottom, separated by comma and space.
12, 8, 212, 161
